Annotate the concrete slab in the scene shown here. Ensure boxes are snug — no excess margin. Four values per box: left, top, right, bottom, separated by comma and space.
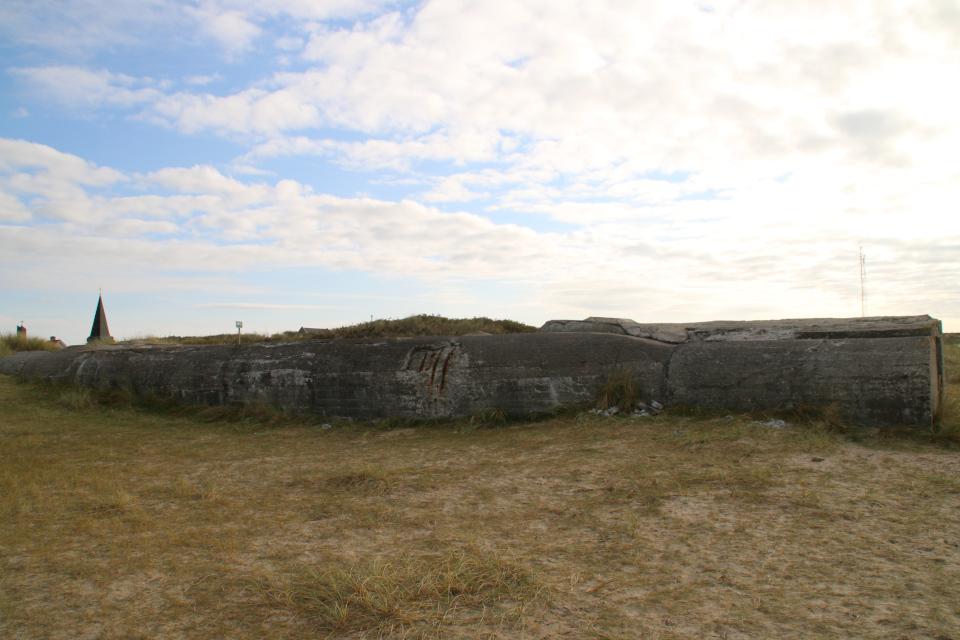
0, 315, 945, 426
540, 315, 946, 426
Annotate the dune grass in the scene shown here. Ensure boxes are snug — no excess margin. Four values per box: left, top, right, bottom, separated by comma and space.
2, 371, 959, 639
944, 333, 959, 385
122, 314, 537, 346
933, 335, 960, 442
125, 330, 283, 345
303, 314, 536, 340
0, 332, 63, 359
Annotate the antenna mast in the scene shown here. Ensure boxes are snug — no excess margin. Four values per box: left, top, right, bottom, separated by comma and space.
859, 243, 867, 317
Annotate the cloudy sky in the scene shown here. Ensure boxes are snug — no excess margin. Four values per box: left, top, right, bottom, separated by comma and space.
1, 0, 958, 344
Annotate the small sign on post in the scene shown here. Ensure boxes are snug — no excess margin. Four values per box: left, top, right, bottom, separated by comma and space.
236, 321, 243, 344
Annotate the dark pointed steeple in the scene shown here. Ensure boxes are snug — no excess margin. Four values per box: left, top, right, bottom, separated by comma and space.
87, 295, 112, 343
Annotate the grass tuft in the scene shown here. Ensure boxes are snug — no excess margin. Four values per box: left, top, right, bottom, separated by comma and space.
326, 467, 392, 494
594, 369, 642, 412
255, 545, 539, 635
767, 404, 851, 434
57, 387, 98, 411
92, 487, 137, 515
461, 407, 509, 433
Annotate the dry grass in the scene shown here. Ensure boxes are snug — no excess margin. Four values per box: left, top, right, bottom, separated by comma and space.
255, 545, 539, 637
0, 332, 63, 359
593, 369, 642, 412
934, 335, 960, 442
945, 334, 959, 385
123, 314, 536, 346
125, 330, 283, 345
306, 314, 536, 340
2, 374, 959, 639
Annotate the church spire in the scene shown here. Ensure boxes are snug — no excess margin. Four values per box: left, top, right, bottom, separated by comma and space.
87, 295, 112, 343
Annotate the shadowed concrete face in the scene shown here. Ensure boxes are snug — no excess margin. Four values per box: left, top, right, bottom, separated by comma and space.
0, 315, 945, 426
0, 333, 673, 421
541, 315, 945, 426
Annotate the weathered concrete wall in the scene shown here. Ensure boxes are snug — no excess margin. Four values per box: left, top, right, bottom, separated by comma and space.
0, 315, 945, 426
665, 337, 939, 425
539, 315, 943, 343
540, 315, 945, 426
0, 333, 673, 421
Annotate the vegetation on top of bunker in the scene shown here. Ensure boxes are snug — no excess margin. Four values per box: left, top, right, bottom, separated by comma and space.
119, 314, 537, 346
0, 332, 63, 359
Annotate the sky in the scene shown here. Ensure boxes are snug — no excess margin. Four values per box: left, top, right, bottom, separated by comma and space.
1, 0, 958, 345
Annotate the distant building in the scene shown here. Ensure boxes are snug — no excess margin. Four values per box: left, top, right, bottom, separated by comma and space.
87, 295, 113, 343
49, 337, 67, 348
16, 323, 26, 338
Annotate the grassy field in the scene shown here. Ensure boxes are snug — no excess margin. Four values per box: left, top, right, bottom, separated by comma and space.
2, 361, 959, 640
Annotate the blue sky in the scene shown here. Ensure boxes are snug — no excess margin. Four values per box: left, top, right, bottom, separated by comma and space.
2, 0, 959, 345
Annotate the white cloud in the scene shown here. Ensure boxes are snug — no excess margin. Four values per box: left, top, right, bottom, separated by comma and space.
0, 190, 31, 222
274, 36, 304, 52
0, 0, 187, 53
143, 165, 272, 200
2, 2, 959, 330
184, 73, 223, 86
0, 138, 125, 186
0, 0, 394, 55
54, 0, 942, 228
1, 138, 957, 329
150, 86, 321, 137
189, 6, 262, 55
0, 140, 127, 226
9, 67, 161, 110
13, 1, 958, 194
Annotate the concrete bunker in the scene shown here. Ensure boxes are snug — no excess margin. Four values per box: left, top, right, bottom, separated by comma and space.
0, 315, 946, 427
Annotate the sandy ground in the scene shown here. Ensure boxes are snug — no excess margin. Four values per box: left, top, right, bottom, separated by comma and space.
2, 378, 959, 639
